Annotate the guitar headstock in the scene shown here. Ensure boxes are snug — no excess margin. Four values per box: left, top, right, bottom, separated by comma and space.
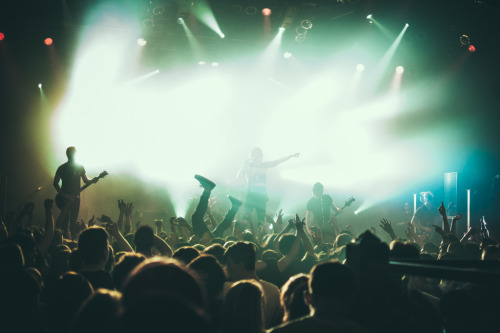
344, 197, 356, 207
92, 171, 108, 183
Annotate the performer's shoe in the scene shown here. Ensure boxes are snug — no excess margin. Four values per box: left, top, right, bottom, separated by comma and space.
227, 195, 243, 208
194, 174, 216, 191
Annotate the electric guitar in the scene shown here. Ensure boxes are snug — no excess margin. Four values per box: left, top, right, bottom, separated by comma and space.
55, 171, 108, 209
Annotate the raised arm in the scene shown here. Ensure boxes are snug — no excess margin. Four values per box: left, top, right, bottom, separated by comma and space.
438, 202, 451, 234
380, 218, 397, 241
295, 215, 315, 258
107, 220, 134, 253
277, 220, 301, 272
38, 199, 55, 255
117, 199, 126, 232
153, 235, 173, 257
260, 153, 299, 168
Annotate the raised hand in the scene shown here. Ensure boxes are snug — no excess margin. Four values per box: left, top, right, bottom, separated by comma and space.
88, 215, 96, 227
379, 218, 397, 240
44, 199, 54, 212
452, 213, 463, 222
379, 218, 393, 234
274, 209, 283, 225
118, 199, 126, 213
438, 201, 446, 216
98, 214, 113, 224
125, 202, 134, 217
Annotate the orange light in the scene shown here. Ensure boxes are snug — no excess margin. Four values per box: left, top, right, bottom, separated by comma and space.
262, 8, 271, 16
44, 38, 53, 46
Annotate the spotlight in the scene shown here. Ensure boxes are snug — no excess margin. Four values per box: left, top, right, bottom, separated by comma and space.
396, 66, 404, 73
219, 33, 225, 39
300, 19, 313, 29
137, 38, 147, 46
38, 83, 42, 89
211, 62, 219, 67
279, 27, 286, 32
283, 52, 292, 59
245, 6, 258, 15
367, 14, 373, 19
0, 32, 4, 41
198, 61, 206, 65
177, 17, 184, 24
460, 34, 470, 46
44, 38, 53, 46
405, 23, 409, 28
262, 8, 272, 16
295, 35, 306, 42
356, 64, 365, 72
468, 45, 476, 52
354, 210, 359, 215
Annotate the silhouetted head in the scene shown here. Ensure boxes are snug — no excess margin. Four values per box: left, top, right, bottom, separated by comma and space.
250, 147, 263, 163
112, 253, 146, 291
224, 242, 256, 278
134, 226, 155, 254
188, 254, 226, 300
72, 289, 121, 333
281, 274, 310, 322
122, 257, 205, 310
220, 280, 264, 333
66, 146, 76, 162
306, 261, 356, 315
173, 246, 201, 265
312, 182, 324, 197
78, 227, 109, 267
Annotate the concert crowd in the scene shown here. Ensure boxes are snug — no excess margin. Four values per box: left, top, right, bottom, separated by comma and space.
1, 172, 499, 333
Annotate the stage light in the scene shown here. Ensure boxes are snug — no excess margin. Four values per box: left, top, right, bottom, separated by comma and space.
38, 83, 42, 89
279, 27, 286, 32
405, 23, 409, 28
262, 8, 271, 16
300, 19, 313, 29
367, 14, 372, 19
356, 64, 365, 72
211, 62, 219, 67
396, 66, 404, 73
219, 33, 225, 39
283, 52, 292, 59
198, 61, 206, 65
0, 33, 4, 41
44, 38, 53, 46
137, 38, 147, 46
245, 6, 258, 15
177, 17, 184, 25
460, 34, 470, 46
354, 210, 359, 215
468, 45, 476, 52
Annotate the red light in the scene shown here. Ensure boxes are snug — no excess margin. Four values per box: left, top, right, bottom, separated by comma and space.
468, 45, 476, 52
44, 38, 53, 46
262, 8, 272, 16
0, 33, 4, 41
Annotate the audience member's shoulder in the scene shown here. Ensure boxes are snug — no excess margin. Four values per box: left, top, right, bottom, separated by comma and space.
268, 316, 371, 333
267, 316, 315, 333
259, 279, 280, 294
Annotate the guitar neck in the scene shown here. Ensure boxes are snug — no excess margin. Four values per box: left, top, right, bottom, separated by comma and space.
79, 182, 93, 193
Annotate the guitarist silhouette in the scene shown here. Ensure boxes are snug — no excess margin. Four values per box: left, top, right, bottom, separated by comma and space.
53, 146, 102, 239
